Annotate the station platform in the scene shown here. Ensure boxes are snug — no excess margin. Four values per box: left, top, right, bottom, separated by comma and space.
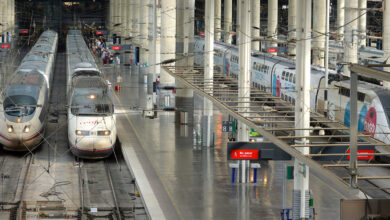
105, 64, 362, 220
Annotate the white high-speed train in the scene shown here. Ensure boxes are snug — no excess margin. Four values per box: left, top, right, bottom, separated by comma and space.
0, 30, 58, 151
66, 30, 116, 159
194, 37, 390, 154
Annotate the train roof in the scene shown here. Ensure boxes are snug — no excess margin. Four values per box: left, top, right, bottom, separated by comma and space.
67, 30, 99, 74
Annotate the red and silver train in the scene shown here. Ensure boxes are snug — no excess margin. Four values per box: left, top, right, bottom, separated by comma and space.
66, 30, 116, 159
0, 30, 58, 151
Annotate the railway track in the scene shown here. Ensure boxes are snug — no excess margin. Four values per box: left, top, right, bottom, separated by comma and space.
0, 152, 33, 220
77, 150, 147, 220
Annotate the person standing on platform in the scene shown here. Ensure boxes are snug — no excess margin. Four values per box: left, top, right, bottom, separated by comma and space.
116, 74, 123, 92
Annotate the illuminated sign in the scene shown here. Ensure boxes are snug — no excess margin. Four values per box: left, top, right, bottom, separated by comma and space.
227, 142, 291, 161
347, 149, 375, 160
1, 44, 10, 49
231, 149, 259, 160
112, 46, 121, 50
96, 31, 103, 35
268, 48, 278, 53
200, 33, 205, 37
21, 30, 29, 34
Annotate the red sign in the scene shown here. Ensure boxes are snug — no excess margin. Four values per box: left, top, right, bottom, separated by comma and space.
21, 30, 29, 34
96, 31, 103, 35
347, 149, 375, 160
112, 46, 121, 50
200, 33, 205, 37
268, 48, 278, 53
231, 149, 259, 160
1, 44, 10, 49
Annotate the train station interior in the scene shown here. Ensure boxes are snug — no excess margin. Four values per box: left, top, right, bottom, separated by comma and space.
0, 0, 390, 219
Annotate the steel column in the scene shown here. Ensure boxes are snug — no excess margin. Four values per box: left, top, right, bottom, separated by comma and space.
293, 0, 311, 218
251, 0, 260, 51
384, 0, 390, 88
358, 0, 367, 47
288, 0, 296, 59
349, 71, 358, 188
313, 0, 326, 67
237, 0, 251, 143
267, 0, 278, 55
344, 0, 359, 77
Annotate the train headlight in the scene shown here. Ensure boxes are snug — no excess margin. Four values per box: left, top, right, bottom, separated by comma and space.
97, 130, 111, 136
75, 130, 89, 136
7, 126, 13, 133
23, 126, 30, 133
88, 94, 96, 100
17, 118, 21, 123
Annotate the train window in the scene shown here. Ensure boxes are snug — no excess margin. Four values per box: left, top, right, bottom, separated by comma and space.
288, 96, 292, 103
289, 73, 293, 82
358, 92, 366, 102
281, 94, 285, 100
292, 98, 295, 105
338, 87, 350, 97
293, 75, 296, 83
282, 72, 286, 81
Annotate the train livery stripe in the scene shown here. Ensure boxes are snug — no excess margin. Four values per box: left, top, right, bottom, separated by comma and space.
24, 128, 45, 141
69, 142, 114, 152
0, 128, 44, 143
0, 133, 11, 142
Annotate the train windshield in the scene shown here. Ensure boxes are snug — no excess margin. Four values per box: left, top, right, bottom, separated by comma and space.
3, 95, 37, 117
71, 103, 113, 116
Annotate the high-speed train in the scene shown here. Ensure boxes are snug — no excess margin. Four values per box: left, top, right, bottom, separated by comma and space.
66, 30, 116, 159
194, 37, 390, 154
0, 30, 58, 151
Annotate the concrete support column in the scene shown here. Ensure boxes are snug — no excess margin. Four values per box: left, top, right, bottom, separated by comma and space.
176, 0, 194, 109
358, 0, 367, 47
237, 0, 251, 144
202, 0, 215, 147
224, 0, 233, 44
293, 0, 311, 218
343, 0, 359, 77
312, 0, 326, 66
147, 0, 161, 104
140, 0, 149, 63
132, 0, 139, 43
251, 0, 260, 51
10, 0, 14, 32
337, 0, 345, 42
120, 0, 126, 37
383, 0, 390, 88
160, 0, 176, 108
215, 0, 221, 42
0, 0, 5, 39
115, 0, 121, 33
125, 0, 132, 41
267, 0, 278, 54
288, 0, 296, 59
109, 0, 115, 32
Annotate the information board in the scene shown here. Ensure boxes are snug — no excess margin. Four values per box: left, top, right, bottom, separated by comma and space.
227, 142, 291, 161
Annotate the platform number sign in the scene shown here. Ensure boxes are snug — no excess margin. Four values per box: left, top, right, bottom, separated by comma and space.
222, 121, 235, 132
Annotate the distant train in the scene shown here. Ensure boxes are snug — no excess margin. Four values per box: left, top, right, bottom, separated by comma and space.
194, 37, 390, 154
0, 30, 58, 151
66, 30, 116, 159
